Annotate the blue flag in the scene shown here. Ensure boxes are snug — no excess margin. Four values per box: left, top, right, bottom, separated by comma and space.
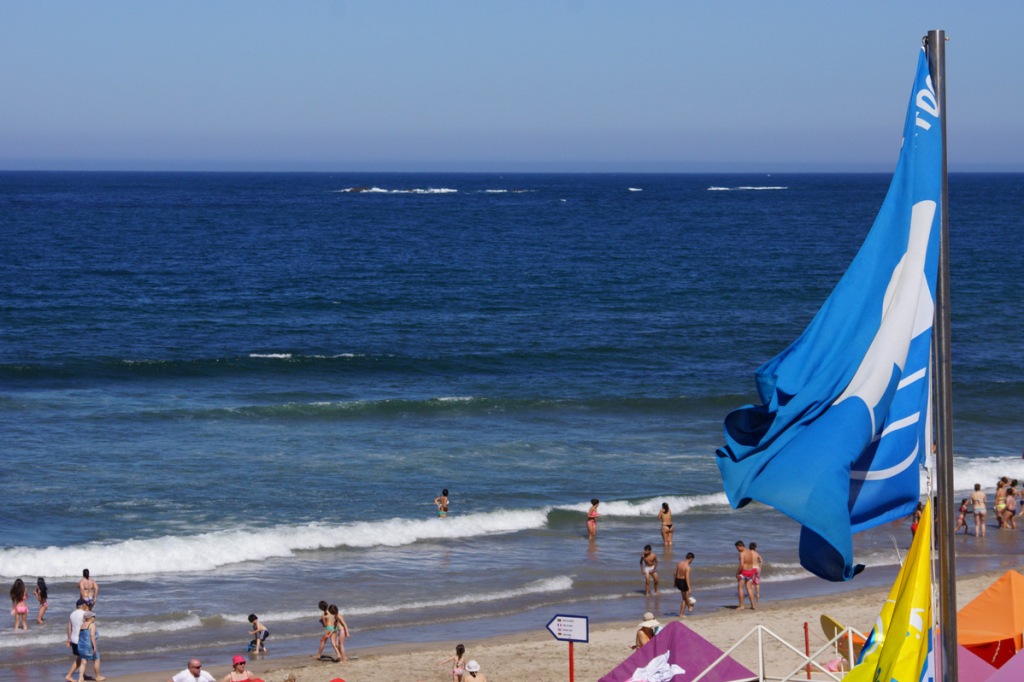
716, 48, 942, 582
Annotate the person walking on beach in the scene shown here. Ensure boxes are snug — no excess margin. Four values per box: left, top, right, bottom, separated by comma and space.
586, 499, 600, 539
749, 542, 764, 604
970, 483, 987, 536
169, 659, 216, 682
735, 541, 756, 610
437, 643, 466, 682
435, 488, 450, 517
9, 578, 29, 630
76, 611, 105, 682
658, 502, 674, 546
315, 601, 343, 661
329, 604, 350, 661
78, 568, 98, 608
66, 598, 89, 682
640, 545, 659, 595
674, 552, 695, 617
34, 577, 48, 623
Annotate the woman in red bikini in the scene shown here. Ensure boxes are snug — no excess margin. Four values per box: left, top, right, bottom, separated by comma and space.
586, 499, 600, 539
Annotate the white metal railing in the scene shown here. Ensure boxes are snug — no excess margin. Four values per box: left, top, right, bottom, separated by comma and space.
688, 624, 866, 682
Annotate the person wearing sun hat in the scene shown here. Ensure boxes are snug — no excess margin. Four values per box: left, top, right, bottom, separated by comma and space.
464, 659, 488, 681
633, 611, 662, 649
218, 654, 262, 682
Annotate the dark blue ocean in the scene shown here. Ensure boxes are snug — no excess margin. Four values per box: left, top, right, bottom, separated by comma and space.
1, 172, 1022, 677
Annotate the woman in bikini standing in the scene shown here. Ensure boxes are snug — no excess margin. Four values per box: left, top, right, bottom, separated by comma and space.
586, 499, 600, 540
994, 480, 1007, 528
658, 502, 674, 546
1003, 487, 1018, 530
969, 483, 987, 537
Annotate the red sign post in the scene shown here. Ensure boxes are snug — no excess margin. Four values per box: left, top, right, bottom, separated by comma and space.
546, 614, 589, 682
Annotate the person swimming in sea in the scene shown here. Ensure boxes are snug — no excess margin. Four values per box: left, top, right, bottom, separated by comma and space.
435, 489, 450, 517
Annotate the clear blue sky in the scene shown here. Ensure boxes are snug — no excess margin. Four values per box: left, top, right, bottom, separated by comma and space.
2, 1, 1020, 172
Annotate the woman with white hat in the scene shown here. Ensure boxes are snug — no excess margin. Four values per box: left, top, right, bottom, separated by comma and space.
464, 659, 488, 682
633, 611, 662, 649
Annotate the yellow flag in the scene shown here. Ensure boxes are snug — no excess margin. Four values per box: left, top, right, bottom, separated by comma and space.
845, 500, 933, 682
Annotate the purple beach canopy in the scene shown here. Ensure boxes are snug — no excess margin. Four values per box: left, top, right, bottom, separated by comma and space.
599, 621, 756, 682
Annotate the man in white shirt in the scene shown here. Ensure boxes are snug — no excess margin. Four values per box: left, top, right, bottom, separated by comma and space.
65, 598, 89, 682
168, 659, 216, 682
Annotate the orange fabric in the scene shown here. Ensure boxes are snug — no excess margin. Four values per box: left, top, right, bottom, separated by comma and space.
957, 570, 1024, 667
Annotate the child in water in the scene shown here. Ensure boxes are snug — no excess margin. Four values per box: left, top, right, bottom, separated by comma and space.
315, 600, 344, 661
34, 578, 48, 624
955, 498, 969, 533
9, 579, 28, 630
329, 604, 350, 662
247, 613, 269, 653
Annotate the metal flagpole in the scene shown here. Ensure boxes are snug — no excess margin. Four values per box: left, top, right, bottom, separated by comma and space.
926, 28, 957, 682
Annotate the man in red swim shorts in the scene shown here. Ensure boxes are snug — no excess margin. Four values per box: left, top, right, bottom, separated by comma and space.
735, 541, 756, 610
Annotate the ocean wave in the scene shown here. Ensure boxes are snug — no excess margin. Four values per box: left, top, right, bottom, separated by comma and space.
947, 456, 1024, 493
0, 494, 731, 579
557, 493, 731, 518
0, 509, 550, 579
127, 394, 729, 422
707, 186, 788, 191
220, 576, 573, 624
0, 613, 202, 649
336, 186, 458, 194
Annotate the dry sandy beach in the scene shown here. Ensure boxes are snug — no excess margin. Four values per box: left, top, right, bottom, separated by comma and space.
104, 566, 1016, 682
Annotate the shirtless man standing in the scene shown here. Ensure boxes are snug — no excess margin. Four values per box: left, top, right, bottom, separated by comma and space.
735, 541, 756, 610
674, 552, 695, 617
78, 569, 98, 609
640, 545, 659, 595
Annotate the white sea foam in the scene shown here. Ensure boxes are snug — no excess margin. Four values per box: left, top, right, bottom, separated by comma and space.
628, 187, 643, 192
0, 509, 550, 579
0, 613, 202, 649
560, 493, 730, 517
219, 575, 573, 624
707, 186, 788, 191
249, 353, 293, 359
947, 456, 1024, 493
336, 186, 457, 194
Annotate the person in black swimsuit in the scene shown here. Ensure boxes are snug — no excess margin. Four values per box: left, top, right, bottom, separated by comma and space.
674, 552, 695, 617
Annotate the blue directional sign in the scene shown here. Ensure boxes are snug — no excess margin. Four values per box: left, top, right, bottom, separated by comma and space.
546, 614, 589, 643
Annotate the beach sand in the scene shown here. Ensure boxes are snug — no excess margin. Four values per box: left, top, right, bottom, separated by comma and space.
102, 566, 1018, 682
